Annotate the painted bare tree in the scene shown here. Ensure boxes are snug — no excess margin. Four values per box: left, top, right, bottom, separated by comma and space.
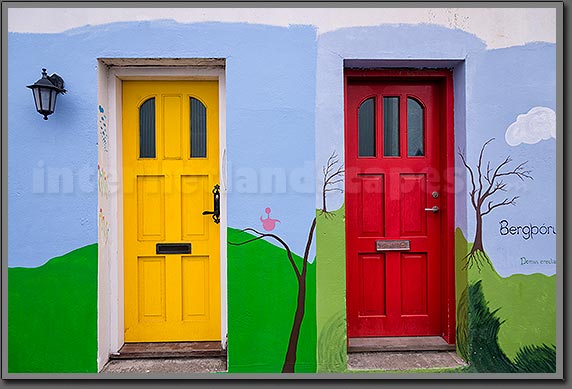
229, 151, 343, 373
459, 138, 533, 271
320, 151, 344, 217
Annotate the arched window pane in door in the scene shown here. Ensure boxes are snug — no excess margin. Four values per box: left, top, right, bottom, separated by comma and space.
190, 97, 207, 158
408, 98, 424, 156
383, 97, 400, 157
358, 98, 376, 157
139, 98, 156, 158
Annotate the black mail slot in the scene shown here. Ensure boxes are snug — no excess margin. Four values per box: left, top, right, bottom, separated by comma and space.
156, 243, 192, 254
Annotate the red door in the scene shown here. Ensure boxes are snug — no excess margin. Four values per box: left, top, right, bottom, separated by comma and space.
345, 73, 444, 338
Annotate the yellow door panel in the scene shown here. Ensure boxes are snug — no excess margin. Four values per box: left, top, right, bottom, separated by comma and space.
137, 176, 165, 241
181, 175, 209, 239
182, 256, 210, 318
123, 80, 220, 342
162, 95, 184, 159
138, 256, 167, 322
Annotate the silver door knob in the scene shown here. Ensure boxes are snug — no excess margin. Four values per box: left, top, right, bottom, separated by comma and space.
424, 206, 439, 213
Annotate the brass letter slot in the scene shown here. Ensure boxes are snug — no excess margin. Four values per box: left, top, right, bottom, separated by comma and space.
376, 240, 410, 251
156, 243, 192, 255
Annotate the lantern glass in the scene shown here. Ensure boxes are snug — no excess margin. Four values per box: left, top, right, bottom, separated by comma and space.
50, 90, 58, 112
32, 87, 42, 112
40, 87, 52, 113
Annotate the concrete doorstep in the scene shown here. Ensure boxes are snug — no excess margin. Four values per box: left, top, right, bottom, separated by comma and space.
101, 357, 227, 374
347, 351, 468, 371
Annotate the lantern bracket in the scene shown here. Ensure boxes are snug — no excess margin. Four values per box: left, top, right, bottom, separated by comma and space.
47, 73, 66, 93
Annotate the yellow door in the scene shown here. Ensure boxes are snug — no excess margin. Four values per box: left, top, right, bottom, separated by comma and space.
122, 80, 220, 342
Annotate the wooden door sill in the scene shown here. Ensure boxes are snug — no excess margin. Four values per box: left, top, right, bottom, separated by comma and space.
348, 336, 455, 353
110, 341, 226, 359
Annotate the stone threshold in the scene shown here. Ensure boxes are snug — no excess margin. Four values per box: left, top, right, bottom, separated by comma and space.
110, 341, 227, 359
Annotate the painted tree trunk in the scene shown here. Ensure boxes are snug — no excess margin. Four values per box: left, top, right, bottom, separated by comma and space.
282, 217, 316, 372
472, 211, 484, 254
466, 210, 493, 271
282, 275, 306, 373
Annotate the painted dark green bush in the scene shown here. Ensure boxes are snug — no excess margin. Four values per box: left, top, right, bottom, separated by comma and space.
468, 281, 515, 372
468, 281, 556, 373
513, 344, 556, 373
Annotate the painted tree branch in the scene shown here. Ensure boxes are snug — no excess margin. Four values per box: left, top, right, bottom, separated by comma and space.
458, 150, 478, 210
458, 138, 533, 271
321, 151, 344, 216
231, 228, 301, 279
481, 196, 519, 217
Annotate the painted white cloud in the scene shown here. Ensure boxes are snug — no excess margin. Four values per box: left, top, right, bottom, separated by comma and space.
505, 106, 556, 146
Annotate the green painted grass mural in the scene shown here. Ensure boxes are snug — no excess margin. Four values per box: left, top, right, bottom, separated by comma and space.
469, 261, 556, 363
315, 205, 348, 373
456, 229, 556, 372
457, 229, 557, 362
8, 244, 98, 373
455, 228, 470, 361
227, 228, 316, 373
468, 281, 556, 373
6, 222, 554, 374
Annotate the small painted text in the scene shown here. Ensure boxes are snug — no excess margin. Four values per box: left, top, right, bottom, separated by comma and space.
520, 257, 556, 265
499, 219, 556, 240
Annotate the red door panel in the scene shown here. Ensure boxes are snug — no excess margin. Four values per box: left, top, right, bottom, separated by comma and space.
358, 175, 385, 235
400, 253, 428, 315
359, 253, 386, 316
400, 174, 427, 236
345, 77, 442, 338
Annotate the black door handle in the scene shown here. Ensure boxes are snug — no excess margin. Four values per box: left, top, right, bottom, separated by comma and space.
202, 184, 220, 224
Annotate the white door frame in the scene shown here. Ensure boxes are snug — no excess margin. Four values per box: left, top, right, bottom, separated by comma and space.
96, 59, 227, 371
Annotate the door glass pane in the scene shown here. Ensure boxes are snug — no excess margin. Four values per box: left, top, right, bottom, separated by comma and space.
408, 98, 424, 156
383, 97, 400, 157
358, 98, 376, 157
190, 97, 207, 158
139, 98, 156, 158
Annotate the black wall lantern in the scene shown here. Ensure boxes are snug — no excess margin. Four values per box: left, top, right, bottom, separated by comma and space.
27, 68, 66, 120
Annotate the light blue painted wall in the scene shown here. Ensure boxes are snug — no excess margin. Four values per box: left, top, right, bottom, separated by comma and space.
465, 43, 556, 276
8, 21, 317, 267
314, 24, 556, 277
8, 21, 556, 273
